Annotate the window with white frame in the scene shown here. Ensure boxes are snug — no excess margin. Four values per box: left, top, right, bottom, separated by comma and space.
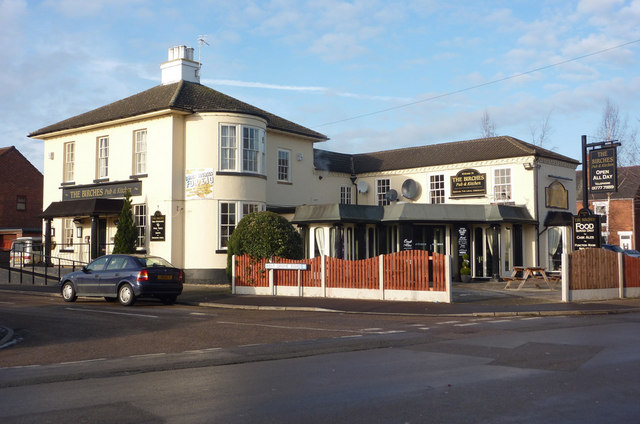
63, 141, 74, 182
97, 136, 109, 178
493, 168, 511, 202
220, 125, 237, 170
219, 201, 265, 249
429, 174, 445, 204
219, 202, 236, 248
134, 204, 147, 248
277, 149, 291, 182
377, 179, 390, 206
219, 124, 265, 174
593, 201, 608, 237
133, 130, 147, 175
243, 127, 264, 172
340, 185, 352, 204
62, 218, 74, 249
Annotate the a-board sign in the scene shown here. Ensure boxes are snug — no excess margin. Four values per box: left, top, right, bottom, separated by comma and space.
573, 208, 601, 250
265, 263, 309, 270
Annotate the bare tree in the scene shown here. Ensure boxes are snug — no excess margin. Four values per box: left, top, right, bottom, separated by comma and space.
480, 109, 496, 138
529, 109, 554, 147
596, 98, 639, 166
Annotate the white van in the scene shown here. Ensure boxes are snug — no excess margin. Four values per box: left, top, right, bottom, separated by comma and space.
9, 237, 43, 267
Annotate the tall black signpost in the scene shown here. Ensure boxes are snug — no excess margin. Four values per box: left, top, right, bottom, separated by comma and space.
574, 135, 621, 250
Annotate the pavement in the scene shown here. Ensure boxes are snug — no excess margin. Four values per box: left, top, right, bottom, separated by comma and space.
2, 278, 640, 348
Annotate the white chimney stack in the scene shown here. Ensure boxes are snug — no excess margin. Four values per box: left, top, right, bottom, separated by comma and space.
160, 45, 200, 85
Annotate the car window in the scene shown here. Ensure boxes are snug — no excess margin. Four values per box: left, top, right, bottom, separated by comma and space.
87, 256, 110, 271
106, 256, 127, 270
12, 242, 25, 252
136, 257, 174, 268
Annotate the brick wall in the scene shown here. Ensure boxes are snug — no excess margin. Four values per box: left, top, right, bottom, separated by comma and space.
0, 147, 43, 229
577, 198, 638, 247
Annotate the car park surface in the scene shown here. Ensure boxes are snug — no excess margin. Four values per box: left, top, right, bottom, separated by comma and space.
59, 254, 183, 306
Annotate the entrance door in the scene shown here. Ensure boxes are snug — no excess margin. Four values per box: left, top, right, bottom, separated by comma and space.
98, 219, 107, 257
473, 226, 497, 278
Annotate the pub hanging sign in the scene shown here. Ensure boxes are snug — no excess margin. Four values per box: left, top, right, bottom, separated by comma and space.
589, 146, 617, 193
451, 169, 486, 197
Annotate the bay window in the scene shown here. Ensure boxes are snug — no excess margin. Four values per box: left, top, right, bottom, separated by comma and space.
219, 124, 265, 174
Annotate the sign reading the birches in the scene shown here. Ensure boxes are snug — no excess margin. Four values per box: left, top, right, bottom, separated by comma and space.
589, 146, 617, 193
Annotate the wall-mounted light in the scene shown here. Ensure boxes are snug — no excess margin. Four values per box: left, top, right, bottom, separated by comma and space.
48, 152, 54, 160
76, 227, 83, 238
297, 153, 304, 161
523, 162, 535, 170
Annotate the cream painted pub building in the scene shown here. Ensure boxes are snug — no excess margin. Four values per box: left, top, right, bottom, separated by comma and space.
30, 46, 579, 282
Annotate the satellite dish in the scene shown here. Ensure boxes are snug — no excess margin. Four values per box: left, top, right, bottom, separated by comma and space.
356, 180, 369, 193
386, 189, 398, 202
401, 179, 420, 199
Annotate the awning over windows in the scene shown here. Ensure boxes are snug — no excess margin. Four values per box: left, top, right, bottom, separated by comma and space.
292, 203, 536, 224
40, 199, 124, 219
543, 211, 573, 227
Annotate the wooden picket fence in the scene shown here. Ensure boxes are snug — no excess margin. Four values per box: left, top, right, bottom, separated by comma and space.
233, 250, 451, 302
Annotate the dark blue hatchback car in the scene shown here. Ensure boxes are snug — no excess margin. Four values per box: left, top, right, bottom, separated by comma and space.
59, 254, 184, 306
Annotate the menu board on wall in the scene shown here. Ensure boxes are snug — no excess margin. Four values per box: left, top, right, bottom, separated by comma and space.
450, 169, 486, 197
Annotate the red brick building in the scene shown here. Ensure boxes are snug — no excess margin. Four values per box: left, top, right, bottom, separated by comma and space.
0, 146, 43, 249
577, 166, 640, 249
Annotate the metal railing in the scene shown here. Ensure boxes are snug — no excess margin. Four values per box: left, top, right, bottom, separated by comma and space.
0, 242, 110, 286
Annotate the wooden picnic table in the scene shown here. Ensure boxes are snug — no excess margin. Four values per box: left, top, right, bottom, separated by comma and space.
502, 266, 560, 290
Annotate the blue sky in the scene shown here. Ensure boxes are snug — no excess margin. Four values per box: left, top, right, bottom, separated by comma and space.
2, 0, 639, 172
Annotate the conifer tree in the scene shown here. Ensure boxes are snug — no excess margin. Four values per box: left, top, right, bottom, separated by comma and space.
113, 191, 137, 254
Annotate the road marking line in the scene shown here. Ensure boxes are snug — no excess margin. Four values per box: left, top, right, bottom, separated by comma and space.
521, 317, 542, 320
454, 323, 479, 327
218, 321, 363, 333
418, 327, 430, 331
130, 353, 166, 359
437, 321, 460, 325
340, 335, 363, 339
66, 307, 159, 318
488, 320, 511, 323
59, 358, 107, 365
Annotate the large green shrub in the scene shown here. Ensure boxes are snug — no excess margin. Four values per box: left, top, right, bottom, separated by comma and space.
113, 191, 138, 254
226, 211, 303, 280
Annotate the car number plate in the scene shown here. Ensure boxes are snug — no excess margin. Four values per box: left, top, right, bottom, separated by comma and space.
157, 275, 173, 280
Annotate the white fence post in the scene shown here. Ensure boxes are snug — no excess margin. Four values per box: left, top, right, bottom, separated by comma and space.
321, 255, 326, 298
561, 253, 569, 302
379, 254, 385, 300
618, 252, 624, 299
445, 254, 452, 302
231, 254, 236, 295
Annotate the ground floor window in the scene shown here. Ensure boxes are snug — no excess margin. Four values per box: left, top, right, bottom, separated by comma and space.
219, 201, 265, 249
134, 204, 147, 249
548, 226, 563, 271
62, 218, 74, 249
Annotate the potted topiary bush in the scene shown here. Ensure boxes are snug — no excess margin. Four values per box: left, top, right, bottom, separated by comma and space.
460, 253, 471, 282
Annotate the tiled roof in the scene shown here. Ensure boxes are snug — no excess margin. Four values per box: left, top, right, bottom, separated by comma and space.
352, 136, 579, 173
313, 136, 579, 175
576, 166, 640, 200
29, 81, 327, 141
314, 149, 353, 173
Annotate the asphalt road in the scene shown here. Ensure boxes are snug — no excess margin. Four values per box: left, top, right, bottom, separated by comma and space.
1, 292, 640, 423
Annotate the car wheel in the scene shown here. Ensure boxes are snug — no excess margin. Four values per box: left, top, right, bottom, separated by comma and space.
161, 295, 177, 305
61, 281, 77, 302
118, 284, 136, 306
